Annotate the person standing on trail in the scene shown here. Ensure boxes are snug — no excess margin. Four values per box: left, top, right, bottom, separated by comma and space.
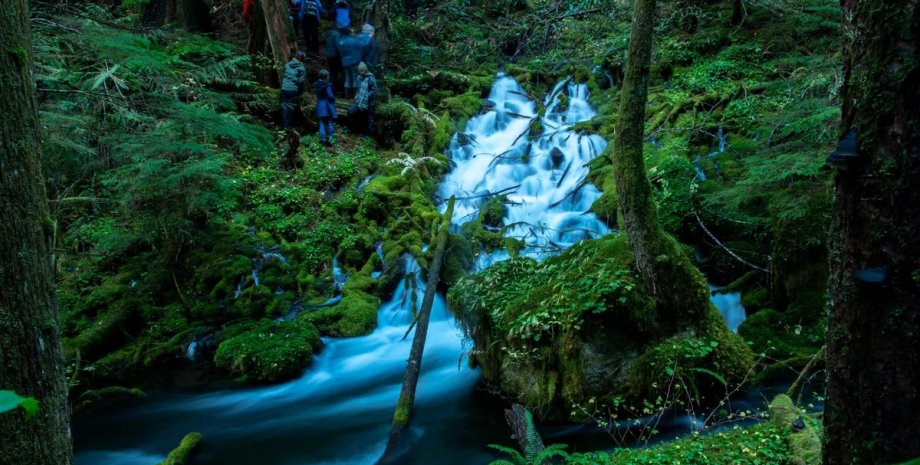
349, 61, 377, 136
358, 23, 379, 74
324, 24, 345, 94
313, 69, 338, 147
280, 51, 307, 130
294, 0, 325, 53
338, 28, 363, 99
288, 0, 301, 39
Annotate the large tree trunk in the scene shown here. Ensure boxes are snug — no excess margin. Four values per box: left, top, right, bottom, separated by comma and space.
0, 1, 73, 464
612, 0, 710, 324
371, 0, 389, 69
824, 2, 920, 464
142, 0, 211, 31
261, 0, 297, 66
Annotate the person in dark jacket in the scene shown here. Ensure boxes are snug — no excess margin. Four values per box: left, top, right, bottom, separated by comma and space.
333, 0, 351, 29
313, 69, 337, 146
348, 61, 377, 136
280, 51, 307, 130
324, 26, 345, 94
294, 0, 325, 53
338, 28, 363, 98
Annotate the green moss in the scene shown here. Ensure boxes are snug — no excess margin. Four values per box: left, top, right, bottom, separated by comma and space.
442, 233, 475, 288
213, 319, 322, 382
300, 281, 380, 338
569, 423, 791, 465
626, 306, 755, 404
157, 432, 203, 465
738, 309, 822, 360
769, 395, 822, 465
740, 287, 769, 312
72, 386, 147, 414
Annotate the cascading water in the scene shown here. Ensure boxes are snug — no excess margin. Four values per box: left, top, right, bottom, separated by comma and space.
74, 256, 497, 465
74, 74, 748, 465
438, 74, 609, 256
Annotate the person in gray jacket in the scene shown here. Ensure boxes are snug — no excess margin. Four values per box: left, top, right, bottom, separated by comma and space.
280, 51, 307, 130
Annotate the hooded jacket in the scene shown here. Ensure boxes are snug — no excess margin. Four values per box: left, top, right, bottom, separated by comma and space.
281, 58, 307, 92
313, 80, 337, 118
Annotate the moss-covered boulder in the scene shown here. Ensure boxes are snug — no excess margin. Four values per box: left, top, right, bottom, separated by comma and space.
213, 319, 322, 382
448, 233, 754, 420
300, 270, 381, 337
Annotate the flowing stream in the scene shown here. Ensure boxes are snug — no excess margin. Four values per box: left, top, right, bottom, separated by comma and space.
73, 74, 747, 465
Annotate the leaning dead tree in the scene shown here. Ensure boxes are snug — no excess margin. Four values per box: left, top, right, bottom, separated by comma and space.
380, 196, 455, 462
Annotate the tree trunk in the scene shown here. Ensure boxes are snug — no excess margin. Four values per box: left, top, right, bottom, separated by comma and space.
142, 0, 211, 31
824, 2, 920, 464
612, 0, 710, 324
248, 0, 277, 86
731, 0, 744, 26
261, 0, 297, 67
0, 1, 73, 464
372, 0, 389, 69
381, 196, 455, 462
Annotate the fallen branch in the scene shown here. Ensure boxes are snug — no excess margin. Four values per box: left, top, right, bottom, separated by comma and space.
695, 210, 770, 273
380, 196, 456, 463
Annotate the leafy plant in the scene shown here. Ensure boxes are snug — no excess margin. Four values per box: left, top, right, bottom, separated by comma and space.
0, 391, 38, 418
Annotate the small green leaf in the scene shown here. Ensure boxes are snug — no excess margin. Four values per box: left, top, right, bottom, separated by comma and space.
0, 390, 38, 417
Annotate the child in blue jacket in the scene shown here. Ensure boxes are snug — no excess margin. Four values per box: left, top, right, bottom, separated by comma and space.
313, 69, 337, 146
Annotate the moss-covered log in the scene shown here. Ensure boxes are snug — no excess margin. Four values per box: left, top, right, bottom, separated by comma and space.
157, 432, 203, 465
382, 196, 455, 461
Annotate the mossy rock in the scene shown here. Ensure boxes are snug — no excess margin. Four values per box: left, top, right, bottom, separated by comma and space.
738, 309, 823, 360
157, 432, 203, 465
300, 289, 379, 337
213, 319, 322, 383
72, 386, 147, 416
442, 233, 475, 288
625, 305, 755, 404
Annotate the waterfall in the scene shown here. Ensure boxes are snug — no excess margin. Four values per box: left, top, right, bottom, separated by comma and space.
438, 73, 609, 257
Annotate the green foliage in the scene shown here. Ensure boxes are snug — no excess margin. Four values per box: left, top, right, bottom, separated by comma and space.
0, 391, 38, 418
488, 443, 571, 465
568, 423, 790, 465
449, 234, 650, 341
214, 320, 322, 382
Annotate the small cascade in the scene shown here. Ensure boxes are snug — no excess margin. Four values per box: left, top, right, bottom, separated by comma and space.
438, 73, 609, 258
358, 175, 376, 193
709, 285, 747, 332
371, 242, 385, 279
251, 245, 289, 290
185, 333, 214, 362
692, 126, 727, 181
332, 256, 348, 292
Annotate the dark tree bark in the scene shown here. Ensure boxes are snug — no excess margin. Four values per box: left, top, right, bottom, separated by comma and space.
261, 0, 297, 66
731, 0, 744, 26
371, 0, 389, 69
142, 0, 212, 31
0, 1, 73, 464
825, 2, 920, 464
612, 0, 711, 324
247, 0, 277, 86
